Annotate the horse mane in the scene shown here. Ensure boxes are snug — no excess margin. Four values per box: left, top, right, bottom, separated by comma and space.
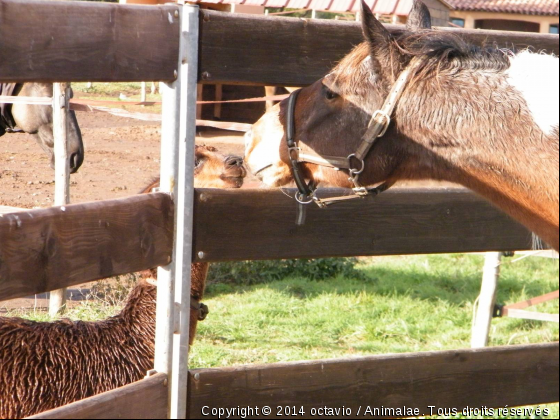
333, 30, 512, 91
396, 30, 511, 77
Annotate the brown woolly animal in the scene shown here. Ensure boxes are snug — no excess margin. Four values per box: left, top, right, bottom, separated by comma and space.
0, 282, 156, 419
0, 145, 245, 419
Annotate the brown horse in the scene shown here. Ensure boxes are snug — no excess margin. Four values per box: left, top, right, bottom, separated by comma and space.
1, 83, 84, 173
245, 0, 559, 251
140, 144, 246, 344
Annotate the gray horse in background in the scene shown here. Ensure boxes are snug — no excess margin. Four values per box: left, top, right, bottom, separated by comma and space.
1, 83, 84, 173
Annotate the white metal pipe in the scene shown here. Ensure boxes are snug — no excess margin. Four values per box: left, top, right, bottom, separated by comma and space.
141, 81, 147, 104
49, 82, 71, 317
154, 3, 199, 419
170, 5, 199, 418
471, 252, 502, 348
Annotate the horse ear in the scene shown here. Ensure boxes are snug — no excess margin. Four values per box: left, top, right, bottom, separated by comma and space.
361, 0, 392, 53
360, 0, 394, 76
406, 0, 432, 31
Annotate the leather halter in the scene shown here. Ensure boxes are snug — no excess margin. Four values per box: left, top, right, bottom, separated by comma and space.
191, 297, 209, 321
0, 83, 21, 137
285, 58, 421, 207
145, 278, 209, 321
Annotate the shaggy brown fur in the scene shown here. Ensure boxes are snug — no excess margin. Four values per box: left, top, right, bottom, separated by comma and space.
0, 282, 156, 419
0, 145, 245, 418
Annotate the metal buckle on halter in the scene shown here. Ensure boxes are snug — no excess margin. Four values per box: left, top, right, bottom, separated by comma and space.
313, 196, 328, 208
288, 146, 301, 161
349, 174, 369, 197
371, 110, 391, 138
352, 186, 369, 197
295, 190, 315, 205
347, 154, 365, 175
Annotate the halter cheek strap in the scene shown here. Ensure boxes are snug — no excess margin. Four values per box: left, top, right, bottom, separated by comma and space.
285, 57, 422, 208
286, 90, 316, 202
0, 83, 20, 137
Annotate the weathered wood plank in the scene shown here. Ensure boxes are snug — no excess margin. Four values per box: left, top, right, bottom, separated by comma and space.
199, 10, 560, 86
187, 343, 559, 419
28, 373, 168, 419
0, 194, 174, 302
0, 0, 180, 83
0, 206, 25, 215
193, 188, 533, 262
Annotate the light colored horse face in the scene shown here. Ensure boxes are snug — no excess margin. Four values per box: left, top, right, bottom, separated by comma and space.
11, 83, 84, 173
193, 145, 246, 189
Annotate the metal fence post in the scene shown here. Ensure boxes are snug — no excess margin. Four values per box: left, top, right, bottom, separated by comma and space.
155, 2, 199, 419
471, 252, 502, 348
49, 82, 71, 317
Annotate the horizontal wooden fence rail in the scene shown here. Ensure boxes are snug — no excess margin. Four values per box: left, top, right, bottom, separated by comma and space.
193, 188, 533, 262
0, 194, 174, 302
0, 0, 180, 83
187, 342, 559, 419
28, 373, 168, 419
198, 10, 560, 86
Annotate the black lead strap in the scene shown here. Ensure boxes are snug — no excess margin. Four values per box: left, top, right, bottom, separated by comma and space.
286, 89, 315, 200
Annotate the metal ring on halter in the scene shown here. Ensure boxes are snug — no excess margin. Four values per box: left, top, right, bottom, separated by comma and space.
372, 110, 391, 138
295, 191, 315, 205
347, 154, 365, 175
288, 146, 300, 161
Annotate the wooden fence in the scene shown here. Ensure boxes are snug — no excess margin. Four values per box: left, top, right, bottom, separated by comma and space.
0, 0, 558, 418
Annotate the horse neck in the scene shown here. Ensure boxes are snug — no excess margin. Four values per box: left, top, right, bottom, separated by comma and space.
396, 69, 559, 250
19, 82, 52, 97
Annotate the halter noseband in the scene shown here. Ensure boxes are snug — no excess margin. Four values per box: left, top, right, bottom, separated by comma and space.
285, 58, 421, 207
0, 83, 21, 137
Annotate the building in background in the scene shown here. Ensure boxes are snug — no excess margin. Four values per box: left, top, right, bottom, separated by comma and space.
119, 0, 559, 34
447, 0, 559, 33
119, 0, 451, 26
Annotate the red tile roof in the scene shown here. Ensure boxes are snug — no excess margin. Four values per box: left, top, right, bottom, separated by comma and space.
199, 0, 558, 16
199, 0, 427, 14
447, 0, 559, 16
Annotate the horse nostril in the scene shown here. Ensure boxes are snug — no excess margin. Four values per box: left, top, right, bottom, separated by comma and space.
226, 155, 244, 167
69, 153, 82, 173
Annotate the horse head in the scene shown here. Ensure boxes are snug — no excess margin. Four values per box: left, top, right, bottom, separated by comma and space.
193, 144, 246, 189
245, 0, 559, 250
11, 83, 84, 174
245, 1, 438, 190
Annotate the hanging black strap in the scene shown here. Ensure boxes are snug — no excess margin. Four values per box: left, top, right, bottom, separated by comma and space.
286, 89, 315, 198
0, 83, 19, 137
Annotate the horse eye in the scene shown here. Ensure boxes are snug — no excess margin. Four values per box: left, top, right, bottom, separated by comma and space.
324, 86, 338, 101
195, 157, 205, 168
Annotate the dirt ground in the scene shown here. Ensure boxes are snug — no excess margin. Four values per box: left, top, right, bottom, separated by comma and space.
0, 110, 256, 312
0, 112, 251, 209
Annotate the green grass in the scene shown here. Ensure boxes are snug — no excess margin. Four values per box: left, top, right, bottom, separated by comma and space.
6, 275, 138, 322
192, 254, 558, 367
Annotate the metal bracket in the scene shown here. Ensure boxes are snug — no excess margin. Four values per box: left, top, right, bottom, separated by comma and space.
493, 304, 504, 318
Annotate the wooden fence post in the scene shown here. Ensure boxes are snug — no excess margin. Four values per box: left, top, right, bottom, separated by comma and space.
49, 82, 71, 317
